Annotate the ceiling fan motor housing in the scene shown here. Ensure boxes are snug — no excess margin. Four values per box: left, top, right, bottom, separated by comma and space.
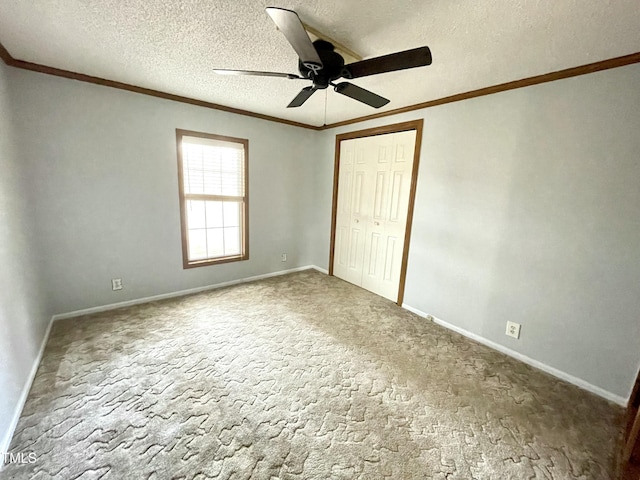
215, 8, 430, 108
299, 40, 345, 89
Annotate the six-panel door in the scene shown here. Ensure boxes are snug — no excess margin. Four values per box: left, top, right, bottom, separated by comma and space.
333, 130, 417, 301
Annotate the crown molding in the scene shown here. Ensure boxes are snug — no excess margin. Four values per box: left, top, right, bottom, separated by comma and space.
320, 51, 640, 130
0, 41, 13, 65
1, 40, 639, 131
0, 41, 320, 131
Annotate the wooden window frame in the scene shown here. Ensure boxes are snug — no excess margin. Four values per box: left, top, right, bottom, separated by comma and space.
176, 129, 249, 269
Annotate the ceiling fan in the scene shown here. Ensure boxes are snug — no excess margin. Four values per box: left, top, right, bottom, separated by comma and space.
213, 7, 433, 109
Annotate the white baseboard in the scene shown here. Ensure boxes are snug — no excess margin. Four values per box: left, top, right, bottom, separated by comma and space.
402, 304, 627, 407
53, 265, 326, 321
0, 314, 54, 469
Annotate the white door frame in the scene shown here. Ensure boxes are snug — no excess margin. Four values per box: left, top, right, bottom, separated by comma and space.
329, 119, 424, 306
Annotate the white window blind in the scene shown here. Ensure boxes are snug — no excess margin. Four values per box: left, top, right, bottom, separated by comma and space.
182, 136, 245, 197
180, 134, 247, 264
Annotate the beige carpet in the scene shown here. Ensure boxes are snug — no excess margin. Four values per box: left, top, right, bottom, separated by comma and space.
3, 270, 623, 479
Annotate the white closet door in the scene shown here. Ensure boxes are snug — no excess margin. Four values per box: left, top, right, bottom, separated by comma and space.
333, 137, 367, 286
361, 130, 416, 300
333, 130, 417, 302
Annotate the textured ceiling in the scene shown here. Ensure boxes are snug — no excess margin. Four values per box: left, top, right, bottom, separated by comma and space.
0, 0, 639, 127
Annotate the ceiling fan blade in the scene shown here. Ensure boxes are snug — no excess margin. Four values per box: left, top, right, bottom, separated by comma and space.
287, 86, 317, 108
213, 69, 305, 79
266, 7, 322, 70
344, 46, 432, 79
333, 82, 390, 108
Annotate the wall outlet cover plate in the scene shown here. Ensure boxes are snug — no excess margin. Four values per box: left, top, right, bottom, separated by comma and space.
506, 321, 521, 339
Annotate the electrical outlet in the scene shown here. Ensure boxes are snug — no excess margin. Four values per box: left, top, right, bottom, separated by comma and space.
281, 253, 287, 262
111, 278, 123, 291
506, 321, 521, 339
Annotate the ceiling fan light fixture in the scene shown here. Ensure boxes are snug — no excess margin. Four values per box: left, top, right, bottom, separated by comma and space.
213, 7, 432, 109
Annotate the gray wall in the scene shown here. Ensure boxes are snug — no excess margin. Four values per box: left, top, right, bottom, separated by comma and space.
0, 62, 52, 452
9, 69, 319, 315
314, 64, 640, 400
2, 58, 639, 433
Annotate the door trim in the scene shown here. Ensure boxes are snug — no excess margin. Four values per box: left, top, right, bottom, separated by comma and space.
328, 119, 424, 306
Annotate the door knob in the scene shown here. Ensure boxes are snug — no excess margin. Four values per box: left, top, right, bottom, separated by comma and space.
374, 221, 380, 226
354, 219, 359, 223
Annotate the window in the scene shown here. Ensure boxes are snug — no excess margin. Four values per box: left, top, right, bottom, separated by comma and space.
176, 129, 249, 268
